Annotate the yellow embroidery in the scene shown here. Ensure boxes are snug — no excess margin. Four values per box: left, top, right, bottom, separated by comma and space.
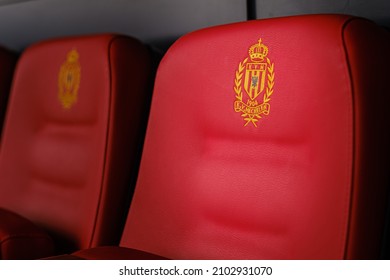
234, 39, 275, 127
58, 50, 81, 109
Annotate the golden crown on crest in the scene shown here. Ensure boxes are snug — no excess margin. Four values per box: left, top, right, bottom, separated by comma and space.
248, 39, 268, 61
66, 49, 79, 63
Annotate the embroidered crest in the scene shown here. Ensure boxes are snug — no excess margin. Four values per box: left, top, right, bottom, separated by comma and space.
234, 39, 275, 127
58, 49, 81, 109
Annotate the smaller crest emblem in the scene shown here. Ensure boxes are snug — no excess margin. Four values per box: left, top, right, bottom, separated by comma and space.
58, 49, 81, 109
233, 39, 275, 127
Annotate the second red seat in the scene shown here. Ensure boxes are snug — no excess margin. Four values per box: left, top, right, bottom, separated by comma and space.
0, 34, 155, 259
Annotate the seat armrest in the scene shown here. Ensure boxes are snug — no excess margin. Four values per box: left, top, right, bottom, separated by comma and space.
43, 254, 84, 260
71, 246, 168, 260
0, 208, 54, 259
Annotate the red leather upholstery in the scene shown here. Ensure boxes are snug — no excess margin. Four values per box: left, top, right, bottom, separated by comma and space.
0, 47, 16, 139
115, 15, 389, 259
59, 15, 390, 260
0, 34, 154, 259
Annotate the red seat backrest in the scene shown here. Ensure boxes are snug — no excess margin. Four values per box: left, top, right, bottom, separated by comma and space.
0, 35, 154, 253
120, 15, 390, 259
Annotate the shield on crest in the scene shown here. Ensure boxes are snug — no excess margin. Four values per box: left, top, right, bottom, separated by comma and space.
243, 62, 266, 100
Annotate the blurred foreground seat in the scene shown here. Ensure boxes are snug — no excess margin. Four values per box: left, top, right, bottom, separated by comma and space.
0, 34, 155, 259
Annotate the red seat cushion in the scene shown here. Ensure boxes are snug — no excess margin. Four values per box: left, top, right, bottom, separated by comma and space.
0, 34, 154, 258
118, 15, 390, 259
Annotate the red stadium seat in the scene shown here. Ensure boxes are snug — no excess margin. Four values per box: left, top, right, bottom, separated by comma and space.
71, 14, 389, 259
0, 34, 155, 259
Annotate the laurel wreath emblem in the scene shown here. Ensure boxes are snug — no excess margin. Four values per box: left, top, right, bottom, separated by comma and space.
234, 57, 275, 127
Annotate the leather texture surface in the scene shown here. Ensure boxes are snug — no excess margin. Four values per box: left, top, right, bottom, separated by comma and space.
118, 15, 390, 259
0, 208, 54, 259
0, 34, 154, 258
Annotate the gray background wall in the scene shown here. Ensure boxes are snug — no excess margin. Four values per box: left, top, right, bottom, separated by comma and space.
256, 0, 390, 26
0, 0, 246, 52
0, 0, 389, 53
